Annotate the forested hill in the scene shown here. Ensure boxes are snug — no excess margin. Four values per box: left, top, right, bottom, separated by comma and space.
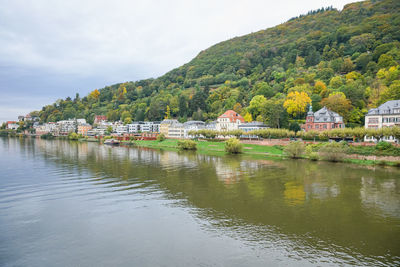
35, 0, 400, 128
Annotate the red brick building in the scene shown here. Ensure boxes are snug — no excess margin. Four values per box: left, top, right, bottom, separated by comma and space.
303, 106, 345, 132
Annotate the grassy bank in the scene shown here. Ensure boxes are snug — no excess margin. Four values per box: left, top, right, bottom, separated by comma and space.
134, 139, 284, 157
132, 139, 400, 167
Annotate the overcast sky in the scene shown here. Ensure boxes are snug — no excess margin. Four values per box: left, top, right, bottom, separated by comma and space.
0, 0, 357, 123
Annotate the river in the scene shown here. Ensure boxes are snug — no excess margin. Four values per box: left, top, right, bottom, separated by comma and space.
0, 137, 399, 266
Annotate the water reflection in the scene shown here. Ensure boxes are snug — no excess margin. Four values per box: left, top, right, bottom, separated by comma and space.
1, 137, 400, 266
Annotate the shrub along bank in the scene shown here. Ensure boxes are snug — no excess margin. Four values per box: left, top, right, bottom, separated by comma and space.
134, 138, 400, 166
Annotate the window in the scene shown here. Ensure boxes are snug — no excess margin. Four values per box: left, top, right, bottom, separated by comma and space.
368, 118, 379, 124
323, 124, 327, 129
316, 125, 319, 129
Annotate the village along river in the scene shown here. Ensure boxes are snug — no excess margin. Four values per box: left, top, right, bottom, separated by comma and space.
0, 137, 399, 266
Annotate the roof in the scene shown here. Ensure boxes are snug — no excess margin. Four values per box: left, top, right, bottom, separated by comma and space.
218, 110, 245, 123
239, 121, 267, 127
312, 106, 343, 123
183, 121, 205, 126
366, 100, 400, 115
160, 119, 179, 124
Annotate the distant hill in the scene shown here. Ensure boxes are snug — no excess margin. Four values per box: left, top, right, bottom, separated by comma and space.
34, 0, 400, 128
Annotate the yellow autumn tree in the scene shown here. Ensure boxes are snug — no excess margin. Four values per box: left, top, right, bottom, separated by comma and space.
283, 91, 311, 117
314, 80, 327, 94
164, 105, 171, 119
89, 89, 100, 100
243, 112, 253, 122
117, 83, 127, 101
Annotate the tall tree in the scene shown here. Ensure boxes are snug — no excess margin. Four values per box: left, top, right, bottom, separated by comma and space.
283, 91, 311, 117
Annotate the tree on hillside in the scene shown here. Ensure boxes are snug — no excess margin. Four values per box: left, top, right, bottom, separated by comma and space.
263, 95, 288, 128
165, 105, 171, 119
283, 91, 311, 117
320, 92, 352, 120
89, 89, 100, 101
178, 95, 188, 117
248, 95, 267, 119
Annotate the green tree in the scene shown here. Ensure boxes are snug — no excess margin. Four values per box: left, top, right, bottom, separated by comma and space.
178, 95, 188, 117
248, 95, 267, 119
124, 117, 132, 125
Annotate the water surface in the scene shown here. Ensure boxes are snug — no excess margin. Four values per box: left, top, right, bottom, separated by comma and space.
0, 138, 399, 266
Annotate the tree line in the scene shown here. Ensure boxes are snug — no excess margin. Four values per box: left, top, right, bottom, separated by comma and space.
188, 127, 400, 142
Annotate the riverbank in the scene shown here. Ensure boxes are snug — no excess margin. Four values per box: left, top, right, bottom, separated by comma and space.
133, 139, 284, 157
2, 134, 400, 167
132, 139, 400, 167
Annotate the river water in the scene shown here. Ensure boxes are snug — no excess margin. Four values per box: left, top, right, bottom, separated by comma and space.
0, 137, 399, 266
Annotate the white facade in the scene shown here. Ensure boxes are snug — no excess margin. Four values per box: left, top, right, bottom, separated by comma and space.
365, 100, 400, 142
57, 120, 76, 135
76, 119, 87, 125
183, 121, 205, 138
216, 118, 241, 131
127, 122, 142, 133
239, 122, 267, 133
216, 110, 244, 131
116, 125, 128, 135
168, 123, 185, 138
6, 122, 19, 130
127, 121, 160, 133
87, 128, 105, 136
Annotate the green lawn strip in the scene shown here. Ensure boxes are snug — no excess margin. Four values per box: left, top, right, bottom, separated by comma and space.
124, 139, 400, 167
134, 139, 284, 156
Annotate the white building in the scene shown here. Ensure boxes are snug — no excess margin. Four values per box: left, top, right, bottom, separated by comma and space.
168, 122, 185, 139
87, 128, 105, 136
183, 121, 205, 138
216, 110, 245, 131
127, 121, 160, 133
205, 121, 217, 130
365, 100, 400, 142
35, 122, 58, 135
116, 125, 128, 135
6, 121, 19, 130
98, 121, 113, 129
149, 121, 160, 133
57, 120, 76, 135
127, 122, 143, 133
76, 119, 87, 125
239, 121, 267, 137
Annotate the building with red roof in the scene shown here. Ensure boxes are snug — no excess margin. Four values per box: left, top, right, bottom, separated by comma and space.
216, 110, 244, 131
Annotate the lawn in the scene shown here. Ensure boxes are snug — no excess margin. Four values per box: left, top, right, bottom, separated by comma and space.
134, 139, 284, 156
